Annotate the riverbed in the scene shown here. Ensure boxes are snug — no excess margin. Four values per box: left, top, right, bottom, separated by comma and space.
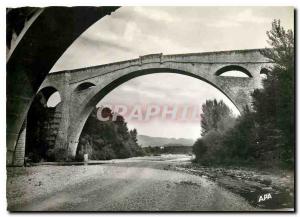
7, 154, 294, 211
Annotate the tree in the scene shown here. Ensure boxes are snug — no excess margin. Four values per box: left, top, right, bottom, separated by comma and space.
193, 138, 207, 163
193, 100, 236, 164
130, 129, 138, 143
253, 19, 294, 167
76, 107, 144, 161
261, 20, 294, 71
200, 99, 235, 136
219, 107, 258, 165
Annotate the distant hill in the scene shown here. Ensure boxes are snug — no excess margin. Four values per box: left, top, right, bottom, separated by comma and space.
137, 135, 194, 147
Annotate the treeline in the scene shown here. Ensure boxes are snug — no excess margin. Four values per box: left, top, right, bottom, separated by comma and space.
143, 146, 193, 155
76, 107, 144, 160
193, 20, 294, 169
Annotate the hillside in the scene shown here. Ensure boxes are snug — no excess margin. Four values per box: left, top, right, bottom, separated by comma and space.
137, 135, 194, 147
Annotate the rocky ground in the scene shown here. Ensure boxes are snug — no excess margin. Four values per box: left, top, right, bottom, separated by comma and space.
7, 164, 257, 211
173, 164, 294, 209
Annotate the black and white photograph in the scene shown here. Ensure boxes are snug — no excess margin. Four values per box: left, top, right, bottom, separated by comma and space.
5, 4, 295, 212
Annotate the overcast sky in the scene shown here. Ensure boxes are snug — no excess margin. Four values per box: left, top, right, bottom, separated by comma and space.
49, 7, 294, 140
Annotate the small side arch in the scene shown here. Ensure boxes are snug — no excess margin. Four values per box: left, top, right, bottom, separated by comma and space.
260, 67, 270, 75
75, 82, 96, 92
215, 65, 252, 78
26, 86, 61, 162
37, 86, 61, 108
260, 68, 270, 80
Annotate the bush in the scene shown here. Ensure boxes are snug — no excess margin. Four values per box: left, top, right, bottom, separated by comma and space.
193, 139, 207, 162
193, 130, 223, 165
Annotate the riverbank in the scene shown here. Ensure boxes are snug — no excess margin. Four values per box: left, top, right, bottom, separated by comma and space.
173, 163, 294, 210
7, 163, 256, 211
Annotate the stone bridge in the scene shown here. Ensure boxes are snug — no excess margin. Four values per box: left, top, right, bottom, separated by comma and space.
15, 49, 273, 165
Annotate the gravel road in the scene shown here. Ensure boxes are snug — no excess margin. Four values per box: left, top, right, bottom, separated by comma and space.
7, 156, 258, 211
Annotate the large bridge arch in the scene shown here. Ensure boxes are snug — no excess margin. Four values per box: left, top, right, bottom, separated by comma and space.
66, 65, 256, 158
36, 49, 273, 160
10, 48, 273, 163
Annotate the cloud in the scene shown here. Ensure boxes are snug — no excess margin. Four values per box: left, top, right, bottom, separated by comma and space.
119, 85, 166, 99
235, 9, 269, 24
206, 8, 269, 28
133, 6, 177, 23
206, 20, 240, 28
80, 35, 133, 53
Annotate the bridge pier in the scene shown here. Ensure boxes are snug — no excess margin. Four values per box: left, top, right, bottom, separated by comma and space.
12, 121, 27, 166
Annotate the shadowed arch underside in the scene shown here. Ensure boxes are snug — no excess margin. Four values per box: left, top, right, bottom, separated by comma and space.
75, 82, 96, 92
215, 65, 253, 77
7, 6, 119, 166
26, 86, 63, 162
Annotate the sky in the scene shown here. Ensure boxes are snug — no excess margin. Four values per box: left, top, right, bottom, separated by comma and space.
49, 6, 294, 140
97, 73, 241, 140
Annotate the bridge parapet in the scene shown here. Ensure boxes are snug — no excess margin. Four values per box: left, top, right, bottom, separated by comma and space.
55, 49, 272, 86
162, 49, 270, 63
139, 53, 163, 64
